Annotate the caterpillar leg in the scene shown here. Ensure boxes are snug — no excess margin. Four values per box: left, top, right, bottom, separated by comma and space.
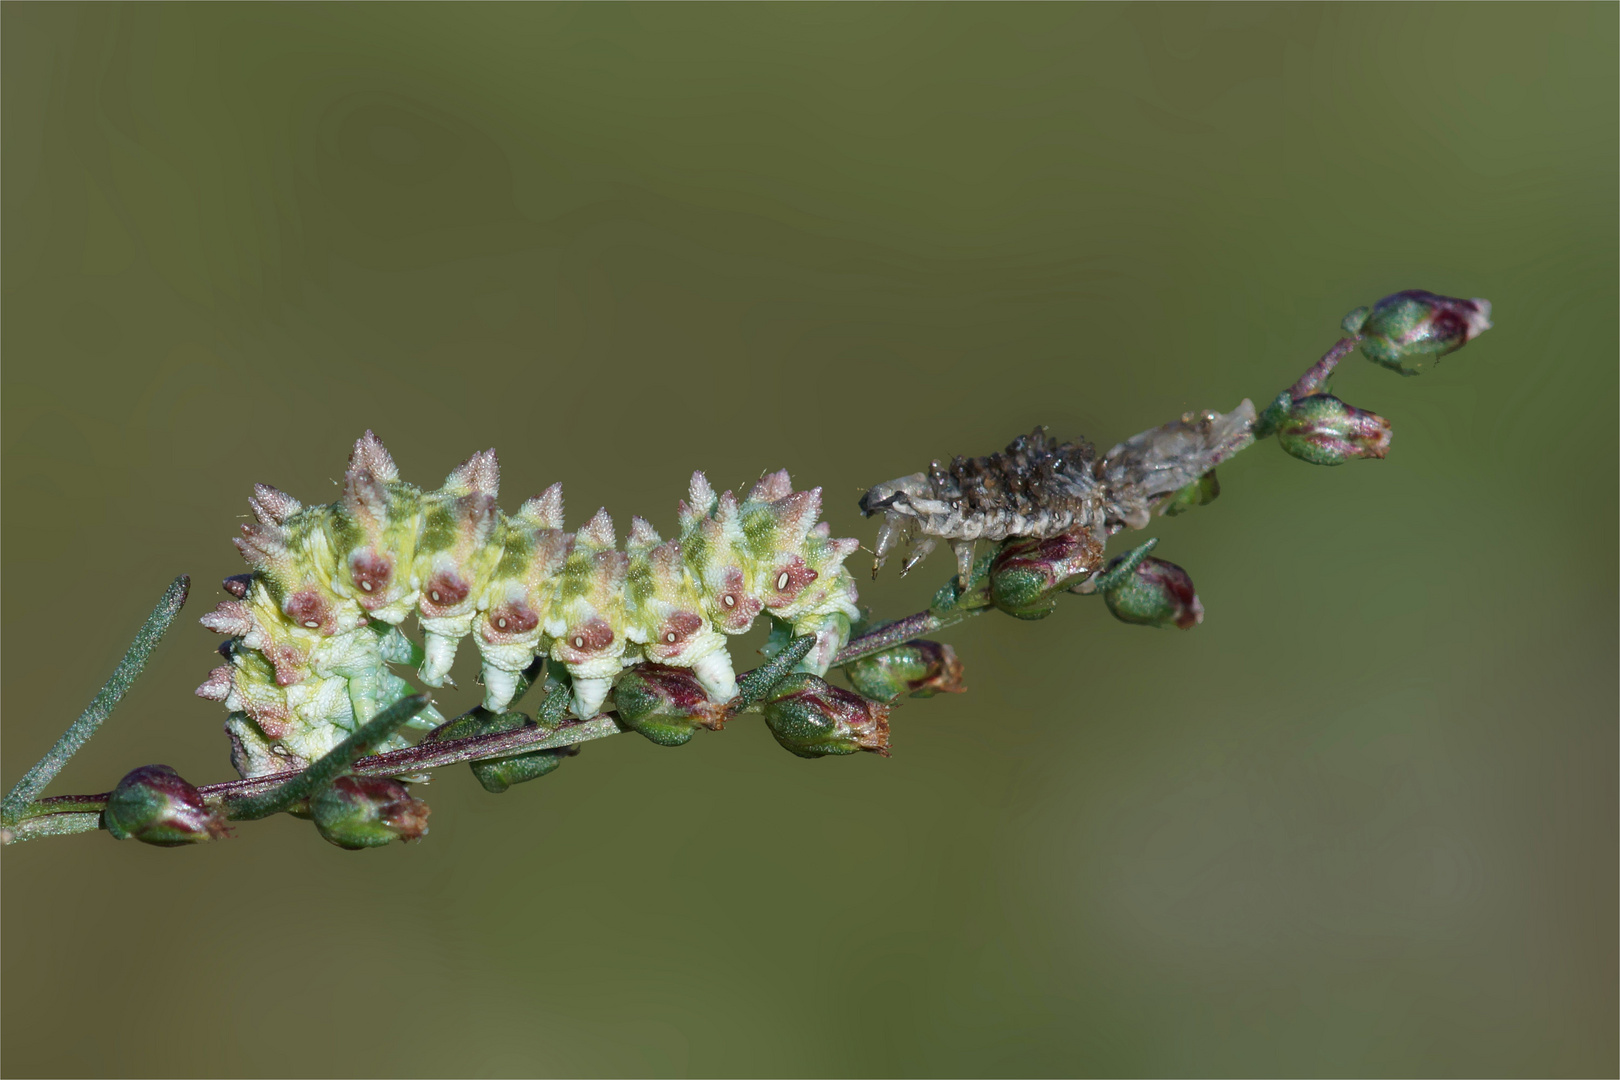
900, 536, 936, 577
952, 540, 977, 587
790, 611, 853, 676
420, 630, 460, 688
572, 675, 614, 720
691, 648, 738, 701
481, 666, 522, 713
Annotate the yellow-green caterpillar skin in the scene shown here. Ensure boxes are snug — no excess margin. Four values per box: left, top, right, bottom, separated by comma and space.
198, 432, 860, 777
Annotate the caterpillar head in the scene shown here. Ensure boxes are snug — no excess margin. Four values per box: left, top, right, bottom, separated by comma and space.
199, 579, 317, 686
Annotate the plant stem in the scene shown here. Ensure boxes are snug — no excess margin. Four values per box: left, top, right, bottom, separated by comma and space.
1288, 335, 1360, 400
0, 576, 190, 827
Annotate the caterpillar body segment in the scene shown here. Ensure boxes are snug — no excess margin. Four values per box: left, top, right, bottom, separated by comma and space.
198, 432, 862, 778
622, 516, 735, 700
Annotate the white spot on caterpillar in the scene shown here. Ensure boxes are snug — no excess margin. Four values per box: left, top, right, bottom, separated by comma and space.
665, 632, 677, 644
360, 581, 373, 592
722, 594, 736, 608
776, 571, 789, 590
572, 636, 585, 649
497, 617, 508, 629
303, 621, 320, 629
430, 590, 442, 603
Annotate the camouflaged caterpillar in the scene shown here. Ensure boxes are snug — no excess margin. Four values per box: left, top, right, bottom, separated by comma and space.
196, 433, 861, 778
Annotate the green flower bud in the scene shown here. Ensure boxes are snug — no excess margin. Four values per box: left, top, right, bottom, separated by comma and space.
1275, 394, 1392, 466
1102, 556, 1204, 629
471, 746, 572, 794
613, 663, 728, 747
1357, 290, 1492, 374
104, 765, 227, 847
843, 639, 965, 703
428, 709, 574, 794
988, 528, 1105, 620
762, 673, 891, 758
311, 776, 429, 849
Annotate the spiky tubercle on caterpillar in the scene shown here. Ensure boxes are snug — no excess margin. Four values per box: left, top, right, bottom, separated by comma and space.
195, 432, 861, 778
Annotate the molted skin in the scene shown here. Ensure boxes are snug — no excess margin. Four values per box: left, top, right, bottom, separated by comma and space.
858, 406, 1255, 584
199, 432, 863, 776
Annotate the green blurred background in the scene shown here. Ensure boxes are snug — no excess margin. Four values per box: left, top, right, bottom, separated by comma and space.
3, 4, 1614, 1076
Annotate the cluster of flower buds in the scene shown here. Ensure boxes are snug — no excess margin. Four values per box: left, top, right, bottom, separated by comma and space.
1274, 395, 1393, 466
987, 527, 1106, 619
761, 673, 891, 758
1100, 555, 1204, 629
103, 765, 227, 847
843, 639, 965, 704
1346, 290, 1493, 375
310, 776, 430, 849
612, 662, 731, 747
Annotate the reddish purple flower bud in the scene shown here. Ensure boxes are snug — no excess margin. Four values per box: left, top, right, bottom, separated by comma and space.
1102, 556, 1203, 630
1275, 394, 1393, 466
844, 640, 966, 703
613, 663, 730, 747
104, 765, 228, 847
1355, 290, 1492, 374
988, 527, 1106, 620
762, 672, 891, 758
310, 777, 430, 850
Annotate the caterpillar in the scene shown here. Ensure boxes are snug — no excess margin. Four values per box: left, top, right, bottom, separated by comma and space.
859, 400, 1257, 583
196, 432, 861, 778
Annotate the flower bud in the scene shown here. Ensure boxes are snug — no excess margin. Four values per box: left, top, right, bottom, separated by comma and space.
470, 745, 573, 795
988, 528, 1105, 620
310, 776, 429, 849
1102, 556, 1203, 629
104, 765, 227, 847
1357, 290, 1492, 374
761, 672, 890, 758
612, 663, 729, 747
1275, 394, 1392, 466
428, 710, 574, 793
843, 639, 965, 703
